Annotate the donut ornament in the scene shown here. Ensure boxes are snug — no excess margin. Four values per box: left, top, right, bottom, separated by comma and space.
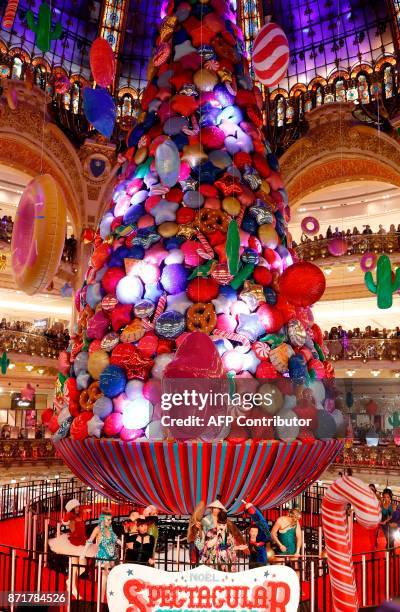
11, 174, 67, 295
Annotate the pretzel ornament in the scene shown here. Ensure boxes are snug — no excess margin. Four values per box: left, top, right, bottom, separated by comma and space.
186, 303, 217, 334
79, 381, 102, 411
196, 208, 229, 234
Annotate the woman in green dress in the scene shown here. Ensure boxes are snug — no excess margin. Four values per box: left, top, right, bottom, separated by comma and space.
271, 508, 302, 556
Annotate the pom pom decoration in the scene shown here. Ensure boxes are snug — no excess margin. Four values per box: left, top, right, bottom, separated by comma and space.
90, 38, 115, 87
252, 22, 289, 87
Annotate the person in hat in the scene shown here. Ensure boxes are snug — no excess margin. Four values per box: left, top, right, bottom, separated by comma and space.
124, 516, 155, 565
196, 509, 245, 572
48, 499, 94, 599
187, 499, 227, 565
244, 502, 273, 568
202, 499, 227, 532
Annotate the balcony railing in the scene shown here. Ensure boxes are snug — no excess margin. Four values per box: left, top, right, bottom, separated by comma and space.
325, 337, 400, 361
334, 444, 400, 469
294, 231, 400, 262
0, 439, 60, 463
0, 329, 68, 359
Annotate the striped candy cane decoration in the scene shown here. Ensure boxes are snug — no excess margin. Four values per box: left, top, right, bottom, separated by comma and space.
3, 0, 19, 29
196, 232, 214, 259
212, 328, 251, 351
321, 476, 381, 612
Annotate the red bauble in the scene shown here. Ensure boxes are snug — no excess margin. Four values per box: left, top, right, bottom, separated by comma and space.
279, 262, 326, 307
257, 303, 283, 333
70, 412, 93, 440
48, 414, 60, 433
256, 361, 279, 378
253, 266, 272, 286
102, 267, 125, 294
186, 277, 219, 302
110, 343, 154, 380
41, 408, 54, 425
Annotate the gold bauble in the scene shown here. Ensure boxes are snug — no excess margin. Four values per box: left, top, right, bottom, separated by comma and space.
158, 221, 178, 237
222, 197, 241, 216
193, 68, 218, 92
257, 383, 283, 415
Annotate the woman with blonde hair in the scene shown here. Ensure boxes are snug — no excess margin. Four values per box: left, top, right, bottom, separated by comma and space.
271, 508, 302, 557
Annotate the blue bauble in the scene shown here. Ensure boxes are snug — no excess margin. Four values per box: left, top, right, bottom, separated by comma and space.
264, 287, 277, 305
93, 396, 113, 420
123, 203, 145, 225
144, 282, 163, 302
173, 28, 189, 44
73, 351, 89, 376
171, 132, 189, 151
199, 108, 220, 127
127, 124, 145, 148
198, 161, 221, 183
241, 213, 258, 234
288, 354, 308, 384
192, 3, 211, 17
155, 139, 181, 187
83, 87, 116, 139
143, 111, 157, 131
214, 83, 235, 107
164, 236, 185, 250
99, 365, 127, 398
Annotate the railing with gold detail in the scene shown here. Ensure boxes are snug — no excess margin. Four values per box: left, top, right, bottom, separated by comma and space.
0, 439, 60, 464
334, 444, 400, 470
0, 329, 68, 359
294, 231, 400, 261
325, 337, 400, 362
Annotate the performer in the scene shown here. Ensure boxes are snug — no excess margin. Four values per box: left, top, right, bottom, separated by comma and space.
143, 505, 158, 563
80, 508, 120, 601
195, 510, 247, 572
271, 508, 302, 557
123, 510, 139, 536
125, 517, 155, 565
244, 502, 273, 568
48, 499, 94, 598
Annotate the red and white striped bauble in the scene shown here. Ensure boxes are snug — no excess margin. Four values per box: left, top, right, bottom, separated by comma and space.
321, 476, 381, 612
252, 22, 289, 88
3, 0, 19, 30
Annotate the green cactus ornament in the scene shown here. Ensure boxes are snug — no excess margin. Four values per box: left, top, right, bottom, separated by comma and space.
364, 254, 400, 309
389, 412, 400, 428
26, 1, 62, 54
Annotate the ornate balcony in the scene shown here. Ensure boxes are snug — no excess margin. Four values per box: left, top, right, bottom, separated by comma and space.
325, 337, 400, 362
0, 330, 68, 359
0, 439, 60, 464
294, 231, 400, 262
334, 444, 400, 471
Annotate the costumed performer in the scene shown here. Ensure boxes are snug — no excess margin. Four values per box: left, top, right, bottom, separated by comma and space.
244, 501, 273, 568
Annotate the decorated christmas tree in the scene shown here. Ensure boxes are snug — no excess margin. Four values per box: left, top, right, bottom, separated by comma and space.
49, 0, 338, 445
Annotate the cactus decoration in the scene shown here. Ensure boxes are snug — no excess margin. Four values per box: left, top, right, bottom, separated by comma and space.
364, 254, 400, 309
389, 412, 400, 428
26, 1, 62, 53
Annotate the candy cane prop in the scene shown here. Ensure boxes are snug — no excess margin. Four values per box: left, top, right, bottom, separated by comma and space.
212, 328, 251, 351
3, 0, 19, 29
321, 476, 381, 612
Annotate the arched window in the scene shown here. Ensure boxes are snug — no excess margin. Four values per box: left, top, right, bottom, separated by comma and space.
384, 65, 394, 99
63, 91, 71, 110
34, 65, 46, 89
275, 96, 285, 127
71, 82, 81, 114
335, 79, 346, 102
11, 57, 23, 80
286, 99, 295, 123
357, 73, 370, 104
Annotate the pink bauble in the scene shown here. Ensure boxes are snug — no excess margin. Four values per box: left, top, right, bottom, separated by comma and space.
178, 160, 191, 180
104, 412, 123, 436
181, 240, 205, 266
216, 313, 236, 332
113, 393, 128, 413
138, 214, 155, 228
143, 379, 162, 405
120, 427, 143, 441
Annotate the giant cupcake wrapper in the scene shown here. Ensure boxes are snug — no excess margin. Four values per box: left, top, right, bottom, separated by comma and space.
54, 438, 343, 514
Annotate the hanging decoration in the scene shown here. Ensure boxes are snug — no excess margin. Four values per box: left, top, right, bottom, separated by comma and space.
364, 254, 400, 309
52, 73, 71, 95
322, 476, 381, 612
21, 383, 35, 401
279, 262, 326, 307
26, 1, 62, 54
2, 0, 19, 30
0, 351, 10, 375
360, 251, 376, 272
90, 38, 116, 88
300, 216, 319, 236
83, 87, 116, 139
11, 174, 67, 295
252, 22, 289, 87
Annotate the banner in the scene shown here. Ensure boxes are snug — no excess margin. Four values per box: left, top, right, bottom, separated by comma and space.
107, 564, 300, 612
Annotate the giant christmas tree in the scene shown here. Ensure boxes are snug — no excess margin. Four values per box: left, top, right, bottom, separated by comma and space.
51, 0, 337, 446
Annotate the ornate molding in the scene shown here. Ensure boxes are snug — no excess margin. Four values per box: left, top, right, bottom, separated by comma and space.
280, 102, 400, 207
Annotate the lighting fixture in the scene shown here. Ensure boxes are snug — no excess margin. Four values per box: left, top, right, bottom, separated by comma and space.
11, 479, 16, 484
346, 369, 355, 377
55, 474, 60, 479
20, 477, 25, 481
25, 365, 34, 372
324, 267, 333, 275
347, 264, 356, 272
8, 363, 15, 369
370, 369, 381, 377
38, 368, 45, 375
394, 372, 400, 378
0, 387, 3, 393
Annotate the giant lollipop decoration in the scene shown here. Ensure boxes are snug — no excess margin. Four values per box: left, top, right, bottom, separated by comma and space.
322, 476, 381, 612
252, 22, 289, 87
